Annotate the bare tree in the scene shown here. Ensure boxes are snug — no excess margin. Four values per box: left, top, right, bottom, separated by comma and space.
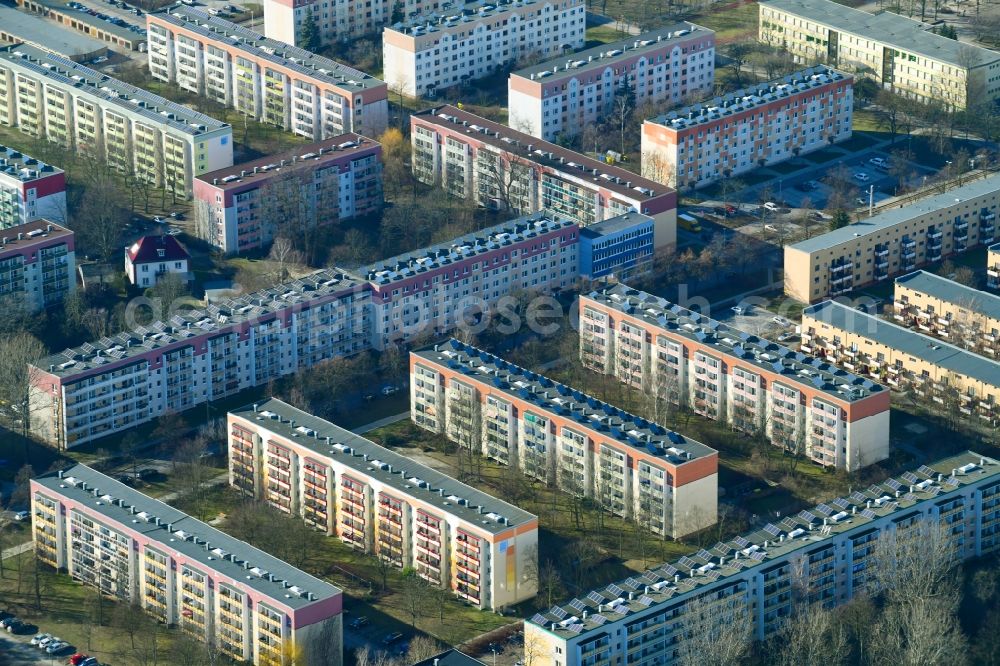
868, 520, 960, 605
868, 595, 969, 666
676, 592, 754, 666
475, 148, 536, 215
267, 237, 305, 284
771, 603, 848, 666
0, 332, 46, 442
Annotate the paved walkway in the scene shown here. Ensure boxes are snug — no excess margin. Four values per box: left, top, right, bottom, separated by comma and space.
1, 540, 32, 561
351, 413, 410, 436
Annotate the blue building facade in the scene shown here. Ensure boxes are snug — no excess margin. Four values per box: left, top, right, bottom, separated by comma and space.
579, 212, 655, 280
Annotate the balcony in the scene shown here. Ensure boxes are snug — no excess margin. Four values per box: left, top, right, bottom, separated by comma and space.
927, 230, 943, 241
830, 261, 853, 273
982, 212, 997, 222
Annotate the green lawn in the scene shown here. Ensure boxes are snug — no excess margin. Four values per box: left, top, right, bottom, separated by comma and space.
803, 149, 843, 164
852, 109, 882, 132
586, 24, 628, 43
0, 552, 188, 664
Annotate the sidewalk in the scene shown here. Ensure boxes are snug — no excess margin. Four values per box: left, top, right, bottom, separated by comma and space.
351, 412, 410, 436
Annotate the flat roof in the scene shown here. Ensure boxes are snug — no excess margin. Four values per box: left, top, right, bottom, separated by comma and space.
789, 172, 1000, 253
35, 463, 343, 609
413, 339, 718, 466
580, 212, 654, 238
413, 105, 673, 203
803, 300, 1000, 388
648, 66, 849, 131
588, 285, 883, 402
35, 269, 365, 378
152, 5, 383, 92
390, 0, 546, 33
896, 270, 1000, 322
0, 4, 108, 58
197, 133, 377, 190
32, 0, 146, 43
761, 0, 1000, 68
529, 450, 1000, 640
513, 22, 712, 81
231, 399, 536, 534
0, 143, 64, 183
0, 44, 229, 136
362, 212, 575, 286
0, 219, 72, 254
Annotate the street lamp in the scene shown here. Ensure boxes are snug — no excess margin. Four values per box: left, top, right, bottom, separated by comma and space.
489, 643, 498, 666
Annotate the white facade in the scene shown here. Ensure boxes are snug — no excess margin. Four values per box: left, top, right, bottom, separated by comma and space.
147, 7, 389, 142
0, 45, 232, 197
382, 0, 585, 97
508, 23, 716, 140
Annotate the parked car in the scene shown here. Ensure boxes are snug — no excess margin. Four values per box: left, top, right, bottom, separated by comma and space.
92, 56, 109, 64
777, 332, 798, 343
869, 157, 890, 169
0, 616, 19, 629
152, 216, 165, 223
13, 510, 28, 521
853, 172, 870, 182
771, 316, 792, 327
167, 228, 182, 236
47, 641, 70, 654
763, 201, 779, 212
764, 223, 778, 232
31, 633, 52, 646
170, 211, 184, 220
349, 616, 369, 629
382, 632, 404, 645
37, 635, 60, 648
731, 305, 751, 316
6, 619, 26, 633
380, 385, 399, 396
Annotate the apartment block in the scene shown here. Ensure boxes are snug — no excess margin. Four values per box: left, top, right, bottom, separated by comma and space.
784, 172, 1000, 303
641, 66, 852, 189
802, 300, 1000, 424
0, 219, 75, 311
580, 285, 890, 471
31, 464, 343, 665
579, 212, 654, 281
0, 45, 232, 197
411, 106, 677, 247
383, 0, 585, 98
29, 270, 370, 449
892, 270, 1000, 361
262, 0, 439, 45
362, 212, 579, 350
759, 0, 1000, 110
525, 451, 1000, 666
0, 144, 66, 229
228, 399, 538, 610
508, 23, 715, 141
147, 6, 388, 141
989, 242, 1000, 289
410, 340, 719, 538
193, 134, 383, 254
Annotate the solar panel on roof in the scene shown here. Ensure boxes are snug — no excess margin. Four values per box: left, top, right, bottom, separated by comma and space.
606, 584, 624, 597
885, 479, 902, 491
850, 491, 868, 503
622, 577, 640, 590
944, 476, 959, 487
587, 591, 605, 604
568, 599, 586, 613
730, 560, 746, 570
815, 504, 834, 516
904, 492, 918, 502
659, 565, 678, 577
705, 570, 721, 581
832, 498, 850, 510
679, 556, 698, 569
591, 614, 608, 626
733, 536, 750, 548
860, 509, 877, 519
530, 613, 548, 625
567, 624, 584, 634
637, 595, 654, 607
550, 607, 567, 620
763, 524, 781, 537
750, 551, 767, 562
779, 517, 798, 531
696, 549, 712, 561
918, 465, 936, 476
798, 510, 817, 522
902, 472, 920, 484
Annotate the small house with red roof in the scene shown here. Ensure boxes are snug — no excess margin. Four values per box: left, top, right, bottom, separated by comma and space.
125, 235, 191, 288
